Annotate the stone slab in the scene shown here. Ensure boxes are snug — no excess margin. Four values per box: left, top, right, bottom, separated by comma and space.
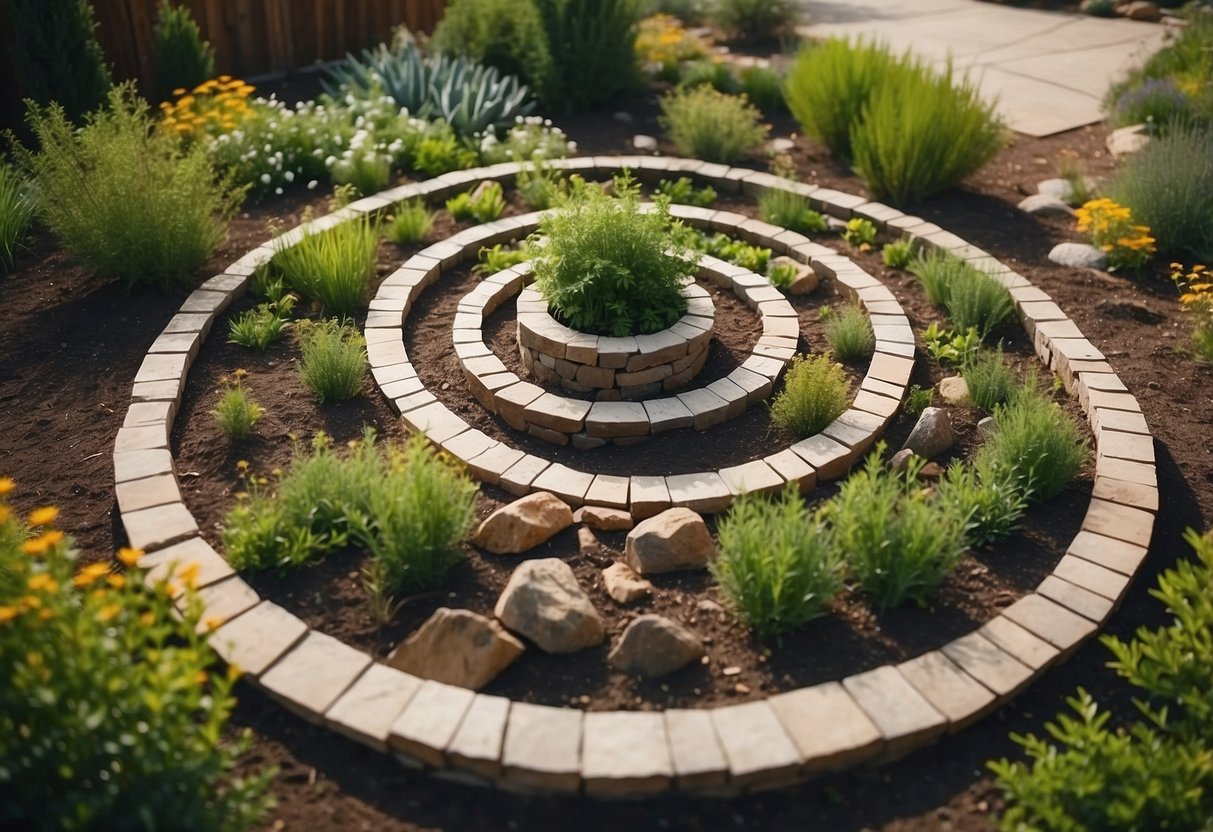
326, 661, 424, 752
258, 631, 372, 724
209, 601, 308, 678
768, 682, 882, 775
389, 680, 476, 768
447, 693, 512, 779
843, 665, 947, 759
1002, 593, 1098, 655
502, 702, 583, 792
582, 711, 673, 795
122, 502, 199, 552
710, 700, 802, 787
897, 651, 996, 731
664, 709, 729, 789
941, 631, 1034, 698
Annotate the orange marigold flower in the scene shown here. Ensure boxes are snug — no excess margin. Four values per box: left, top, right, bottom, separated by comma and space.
117, 547, 144, 568
0, 476, 14, 496
0, 606, 19, 624
28, 506, 58, 527
172, 87, 188, 96
0, 506, 10, 524
195, 669, 209, 685
21, 538, 49, 557
106, 574, 126, 589
139, 611, 155, 626
73, 562, 110, 588
27, 573, 59, 593
97, 603, 122, 623
38, 608, 54, 621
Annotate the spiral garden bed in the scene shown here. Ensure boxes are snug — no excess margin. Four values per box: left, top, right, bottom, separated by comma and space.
113, 156, 1158, 797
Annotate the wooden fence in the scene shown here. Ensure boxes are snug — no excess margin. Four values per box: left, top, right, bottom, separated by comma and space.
94, 0, 447, 91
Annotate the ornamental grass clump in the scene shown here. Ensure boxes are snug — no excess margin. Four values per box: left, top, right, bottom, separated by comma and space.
658, 85, 770, 163
822, 304, 875, 361
937, 457, 1026, 548
271, 214, 378, 318
908, 249, 1014, 338
713, 485, 843, 639
758, 188, 827, 234
823, 445, 970, 609
0, 482, 271, 831
297, 319, 367, 403
210, 376, 265, 438
0, 164, 35, 273
961, 346, 1016, 412
769, 354, 851, 437
14, 84, 240, 290
529, 174, 691, 336
227, 294, 295, 350
385, 199, 435, 245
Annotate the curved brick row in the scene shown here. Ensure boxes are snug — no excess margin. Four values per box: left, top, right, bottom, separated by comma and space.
113, 156, 1158, 798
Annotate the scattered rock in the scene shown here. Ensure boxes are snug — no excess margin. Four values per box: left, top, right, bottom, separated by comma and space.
386, 608, 524, 690
1048, 242, 1109, 270
632, 134, 658, 152
918, 462, 945, 480
613, 111, 634, 124
573, 505, 634, 531
1107, 123, 1150, 158
624, 508, 717, 575
1016, 194, 1075, 218
1037, 176, 1099, 204
978, 416, 998, 437
722, 665, 741, 676
578, 526, 602, 556
494, 558, 605, 653
1096, 298, 1166, 324
696, 598, 724, 614
770, 255, 820, 295
1121, 0, 1161, 21
889, 447, 917, 471
472, 491, 573, 555
602, 562, 653, 604
769, 137, 795, 153
901, 407, 955, 459
607, 615, 705, 677
938, 376, 971, 406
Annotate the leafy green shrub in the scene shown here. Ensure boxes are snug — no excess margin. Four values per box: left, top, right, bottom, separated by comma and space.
851, 61, 1004, 204
904, 384, 933, 417
1104, 11, 1213, 132
785, 39, 903, 158
759, 188, 827, 234
823, 305, 874, 361
0, 165, 35, 273
446, 181, 506, 222
210, 379, 264, 438
430, 0, 553, 96
961, 347, 1016, 412
473, 243, 528, 276
713, 486, 843, 638
0, 485, 271, 831
271, 215, 378, 318
533, 0, 644, 110
154, 1, 216, 100
712, 0, 799, 41
740, 65, 787, 114
5, 0, 112, 123
222, 431, 476, 611
385, 199, 435, 245
1110, 77, 1201, 131
659, 86, 770, 163
678, 59, 740, 93
824, 445, 969, 608
937, 458, 1026, 548
974, 378, 1087, 503
529, 175, 690, 336
909, 250, 1013, 337
412, 131, 478, 177
656, 176, 717, 207
842, 217, 877, 249
767, 260, 798, 292
689, 231, 771, 273
881, 238, 913, 268
991, 528, 1213, 831
228, 296, 294, 350
1107, 125, 1213, 261
923, 323, 982, 366
13, 85, 239, 290
297, 320, 367, 403
769, 354, 851, 437
516, 158, 568, 210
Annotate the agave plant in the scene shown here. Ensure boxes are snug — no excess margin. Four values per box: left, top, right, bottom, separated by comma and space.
323, 40, 535, 136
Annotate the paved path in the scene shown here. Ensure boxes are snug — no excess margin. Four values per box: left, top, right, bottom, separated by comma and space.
796, 0, 1170, 136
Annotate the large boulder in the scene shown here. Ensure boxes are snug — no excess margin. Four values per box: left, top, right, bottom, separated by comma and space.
624, 507, 716, 575
494, 558, 604, 653
473, 491, 573, 555
386, 607, 524, 690
607, 615, 704, 677
900, 406, 955, 459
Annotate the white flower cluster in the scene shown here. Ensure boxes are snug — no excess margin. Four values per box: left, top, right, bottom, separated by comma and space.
477, 116, 578, 164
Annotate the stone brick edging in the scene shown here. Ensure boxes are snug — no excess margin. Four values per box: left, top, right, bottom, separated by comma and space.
113, 155, 1158, 798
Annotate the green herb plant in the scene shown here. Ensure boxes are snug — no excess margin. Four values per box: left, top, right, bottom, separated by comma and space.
769, 353, 851, 437
296, 319, 367, 403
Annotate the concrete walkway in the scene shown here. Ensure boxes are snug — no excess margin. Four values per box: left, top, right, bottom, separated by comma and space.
796, 0, 1171, 136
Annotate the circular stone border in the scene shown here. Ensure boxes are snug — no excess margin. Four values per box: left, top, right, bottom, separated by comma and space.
113, 155, 1159, 799
460, 247, 800, 447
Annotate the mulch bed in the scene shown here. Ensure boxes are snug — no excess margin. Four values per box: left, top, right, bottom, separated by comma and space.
2, 88, 1211, 831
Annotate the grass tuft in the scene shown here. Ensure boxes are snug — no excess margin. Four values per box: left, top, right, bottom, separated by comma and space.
297, 319, 367, 403
769, 354, 851, 437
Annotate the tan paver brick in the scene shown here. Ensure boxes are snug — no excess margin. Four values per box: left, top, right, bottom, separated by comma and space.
941, 631, 1034, 698
115, 473, 181, 514
666, 471, 732, 513
499, 454, 552, 496
1067, 530, 1149, 576
531, 463, 594, 505
140, 536, 234, 592
402, 402, 469, 444
183, 574, 260, 633
897, 651, 997, 731
1053, 554, 1132, 601
585, 474, 630, 509
326, 663, 423, 752
582, 711, 673, 795
502, 702, 583, 792
1002, 594, 1098, 654
644, 397, 695, 433
1091, 476, 1159, 512
585, 401, 649, 438
791, 434, 855, 480
122, 502, 199, 551
209, 601, 308, 678
259, 631, 372, 724
1037, 575, 1113, 623
768, 682, 881, 775
630, 475, 671, 519
113, 423, 170, 453
446, 693, 511, 778
664, 709, 729, 789
1092, 407, 1149, 436
978, 616, 1060, 672
524, 393, 591, 433
466, 443, 525, 486
114, 448, 174, 483
1097, 429, 1155, 464
1081, 498, 1154, 548
762, 448, 817, 491
710, 700, 802, 787
842, 666, 947, 759
717, 460, 784, 497
389, 680, 476, 767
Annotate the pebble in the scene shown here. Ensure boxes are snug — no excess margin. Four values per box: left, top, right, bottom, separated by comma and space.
722, 665, 741, 676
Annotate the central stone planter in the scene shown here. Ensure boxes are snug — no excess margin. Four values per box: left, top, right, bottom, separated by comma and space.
517, 280, 715, 401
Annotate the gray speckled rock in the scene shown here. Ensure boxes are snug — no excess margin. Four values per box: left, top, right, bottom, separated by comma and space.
1048, 242, 1109, 270
495, 558, 604, 653
1017, 194, 1075, 218
901, 406, 955, 459
624, 508, 716, 575
1107, 124, 1150, 158
608, 615, 704, 677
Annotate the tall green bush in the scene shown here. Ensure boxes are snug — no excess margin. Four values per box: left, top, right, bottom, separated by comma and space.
13, 84, 239, 290
154, 1, 216, 101
658, 85, 769, 163
712, 0, 799, 42
533, 0, 644, 110
430, 0, 552, 97
5, 0, 112, 123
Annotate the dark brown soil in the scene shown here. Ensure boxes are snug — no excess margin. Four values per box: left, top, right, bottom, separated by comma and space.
2, 86, 1211, 832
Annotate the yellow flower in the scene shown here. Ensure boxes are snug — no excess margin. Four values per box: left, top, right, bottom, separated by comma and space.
172, 87, 187, 96
1194, 264, 1207, 274
227, 663, 243, 681
28, 506, 59, 527
203, 615, 224, 632
0, 506, 10, 524
106, 574, 126, 589
27, 573, 59, 593
140, 611, 155, 626
97, 603, 122, 623
195, 669, 209, 685
19, 594, 41, 610
218, 74, 233, 83
38, 608, 54, 621
236, 460, 250, 473
21, 537, 48, 557
41, 530, 64, 548
73, 562, 110, 588
0, 476, 13, 496
117, 547, 144, 568
178, 562, 201, 589
0, 606, 18, 624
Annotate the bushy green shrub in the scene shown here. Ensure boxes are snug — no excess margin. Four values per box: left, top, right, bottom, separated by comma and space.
515, 158, 569, 210
385, 199, 435, 245
842, 217, 877, 249
974, 378, 1087, 503
228, 296, 294, 350
851, 61, 1004, 204
14, 85, 239, 290
769, 354, 851, 437
0, 165, 35, 273
881, 238, 913, 268
961, 346, 1016, 412
656, 176, 717, 207
0, 485, 271, 831
534, 0, 644, 110
713, 486, 843, 638
1107, 125, 1213, 261
688, 231, 771, 273
6, 0, 112, 123
713, 0, 799, 41
766, 260, 798, 292
659, 85, 770, 163
937, 457, 1026, 547
154, 1, 216, 100
740, 65, 787, 114
909, 250, 1013, 337
430, 0, 553, 96
446, 181, 506, 222
785, 38, 903, 158
529, 174, 690, 336
823, 304, 874, 361
759, 188, 827, 234
222, 431, 476, 611
473, 243, 529, 276
210, 380, 264, 438
824, 445, 969, 608
297, 320, 367, 403
678, 59, 740, 93
991, 528, 1213, 830
271, 215, 378, 318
